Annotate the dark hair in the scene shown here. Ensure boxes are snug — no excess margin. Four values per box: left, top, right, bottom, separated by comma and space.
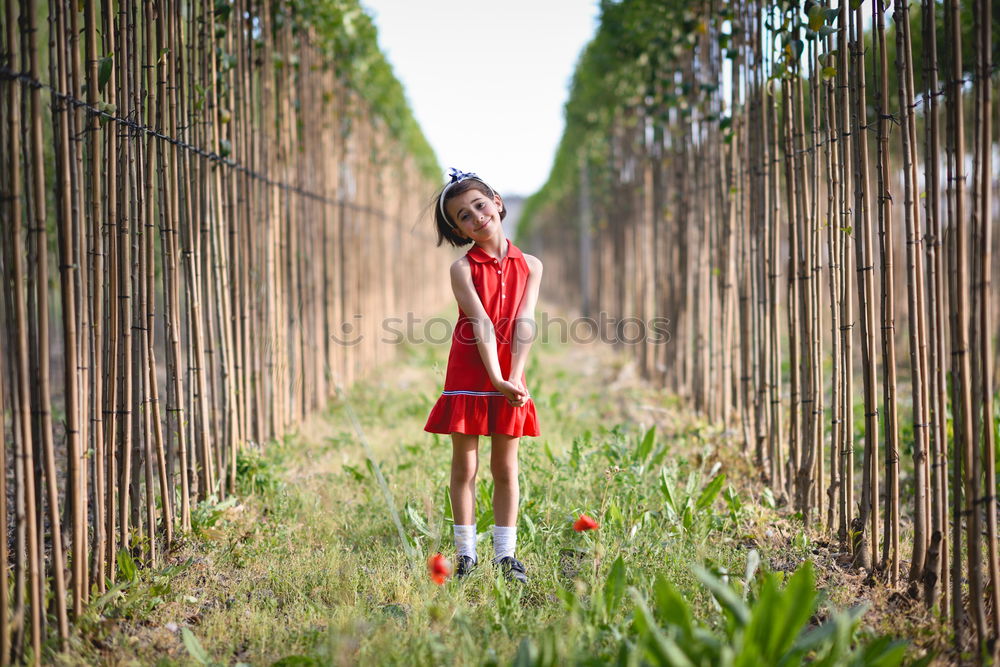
433, 178, 507, 248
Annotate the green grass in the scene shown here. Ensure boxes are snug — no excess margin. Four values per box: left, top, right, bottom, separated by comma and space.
59, 336, 920, 666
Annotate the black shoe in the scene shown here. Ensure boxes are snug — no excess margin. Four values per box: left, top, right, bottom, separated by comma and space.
456, 555, 478, 579
493, 556, 528, 583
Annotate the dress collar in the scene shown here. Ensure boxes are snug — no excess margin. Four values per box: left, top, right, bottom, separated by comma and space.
466, 240, 523, 264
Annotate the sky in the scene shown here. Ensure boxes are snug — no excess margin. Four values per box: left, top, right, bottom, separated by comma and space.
361, 0, 602, 198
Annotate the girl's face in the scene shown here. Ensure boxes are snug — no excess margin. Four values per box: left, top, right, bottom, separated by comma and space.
445, 188, 504, 242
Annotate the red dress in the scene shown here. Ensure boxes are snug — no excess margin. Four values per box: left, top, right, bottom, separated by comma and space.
424, 241, 540, 437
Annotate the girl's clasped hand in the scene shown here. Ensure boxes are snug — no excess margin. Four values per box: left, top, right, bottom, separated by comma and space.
497, 379, 527, 407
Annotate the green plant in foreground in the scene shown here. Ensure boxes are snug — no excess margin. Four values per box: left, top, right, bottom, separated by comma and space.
510, 552, 912, 666
658, 462, 729, 539
630, 556, 910, 666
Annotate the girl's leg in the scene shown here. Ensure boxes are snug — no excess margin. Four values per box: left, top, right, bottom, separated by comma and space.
490, 434, 520, 527
450, 433, 479, 525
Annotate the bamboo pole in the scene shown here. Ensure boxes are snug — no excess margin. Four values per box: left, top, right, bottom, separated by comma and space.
10, 0, 43, 656
972, 0, 1000, 641
944, 0, 986, 648
101, 0, 120, 584
848, 2, 880, 572
84, 0, 107, 597
873, 0, 899, 584
920, 0, 948, 615
893, 0, 931, 592
2, 3, 29, 658
31, 0, 71, 645
821, 27, 842, 534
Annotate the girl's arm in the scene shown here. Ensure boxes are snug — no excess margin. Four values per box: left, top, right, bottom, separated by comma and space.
450, 258, 525, 402
508, 255, 543, 390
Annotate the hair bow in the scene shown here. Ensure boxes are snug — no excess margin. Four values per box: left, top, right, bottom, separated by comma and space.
447, 167, 479, 183
439, 167, 483, 225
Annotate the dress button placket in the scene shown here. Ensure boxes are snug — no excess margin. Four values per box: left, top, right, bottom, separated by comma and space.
497, 255, 504, 297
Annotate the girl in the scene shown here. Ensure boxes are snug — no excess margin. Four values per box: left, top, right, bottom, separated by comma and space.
424, 169, 543, 583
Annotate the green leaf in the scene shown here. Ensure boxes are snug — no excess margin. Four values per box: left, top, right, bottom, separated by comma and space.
607, 501, 624, 528
117, 548, 137, 583
214, 0, 232, 20
98, 54, 113, 93
724, 486, 743, 520
792, 604, 865, 656
637, 425, 656, 463
219, 138, 232, 158
543, 440, 557, 466
824, 7, 841, 23
342, 464, 365, 482
807, 4, 825, 32
630, 591, 697, 667
92, 578, 131, 610
695, 473, 726, 512
819, 24, 837, 38
822, 66, 837, 80
695, 565, 750, 627
95, 101, 116, 125
745, 572, 784, 657
644, 627, 696, 667
659, 468, 678, 514
181, 628, 211, 666
512, 637, 537, 667
604, 556, 626, 618
681, 504, 695, 532
763, 562, 818, 657
653, 574, 693, 635
475, 504, 493, 534
569, 436, 582, 470
522, 512, 537, 542
853, 634, 909, 666
404, 502, 433, 538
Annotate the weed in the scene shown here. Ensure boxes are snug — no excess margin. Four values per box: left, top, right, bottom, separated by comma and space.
191, 494, 239, 535
235, 446, 285, 496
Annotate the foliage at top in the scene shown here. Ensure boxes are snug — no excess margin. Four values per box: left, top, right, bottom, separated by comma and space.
518, 0, 715, 239
289, 0, 439, 180
518, 0, 993, 241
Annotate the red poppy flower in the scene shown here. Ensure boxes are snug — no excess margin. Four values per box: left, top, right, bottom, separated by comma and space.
573, 514, 599, 532
427, 553, 451, 585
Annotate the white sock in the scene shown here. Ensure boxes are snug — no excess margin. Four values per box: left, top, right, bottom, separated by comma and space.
493, 525, 517, 560
454, 524, 477, 561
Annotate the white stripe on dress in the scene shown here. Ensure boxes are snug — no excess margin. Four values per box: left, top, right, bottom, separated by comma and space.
441, 390, 531, 399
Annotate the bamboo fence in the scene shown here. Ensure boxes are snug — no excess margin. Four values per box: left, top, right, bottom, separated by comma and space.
0, 0, 444, 662
523, 0, 1000, 656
